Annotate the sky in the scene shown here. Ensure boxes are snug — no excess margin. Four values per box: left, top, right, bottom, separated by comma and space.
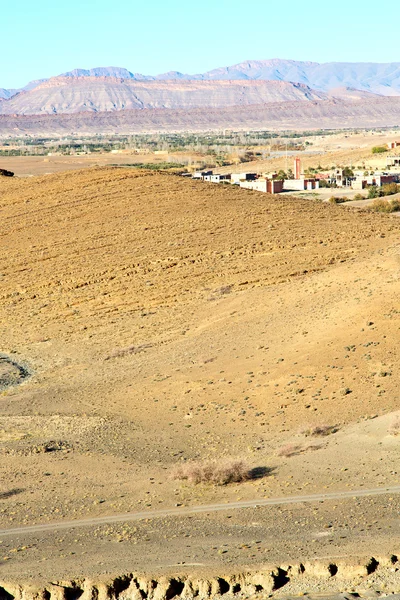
2, 0, 399, 89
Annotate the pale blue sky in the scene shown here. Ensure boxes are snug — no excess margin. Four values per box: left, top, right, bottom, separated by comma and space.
2, 0, 399, 88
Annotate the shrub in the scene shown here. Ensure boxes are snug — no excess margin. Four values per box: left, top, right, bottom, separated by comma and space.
382, 183, 399, 196
354, 193, 366, 201
371, 146, 388, 154
329, 196, 348, 204
370, 199, 400, 213
392, 199, 400, 211
342, 167, 354, 178
277, 443, 302, 457
300, 424, 338, 437
277, 442, 323, 457
171, 459, 251, 485
367, 186, 379, 199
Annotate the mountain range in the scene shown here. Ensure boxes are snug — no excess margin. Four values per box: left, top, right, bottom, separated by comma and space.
0, 79, 331, 115
2, 96, 400, 136
3, 59, 400, 100
1, 59, 400, 132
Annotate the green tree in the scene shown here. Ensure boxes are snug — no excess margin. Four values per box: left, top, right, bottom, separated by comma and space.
368, 186, 379, 199
342, 167, 354, 178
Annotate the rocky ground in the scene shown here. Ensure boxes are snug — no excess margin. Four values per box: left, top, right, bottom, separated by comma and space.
0, 167, 399, 596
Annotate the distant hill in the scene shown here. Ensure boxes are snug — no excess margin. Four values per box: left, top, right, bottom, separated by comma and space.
2, 96, 400, 135
0, 78, 328, 115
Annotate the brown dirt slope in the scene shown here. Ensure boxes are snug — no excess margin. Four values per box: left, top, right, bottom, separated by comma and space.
0, 168, 400, 583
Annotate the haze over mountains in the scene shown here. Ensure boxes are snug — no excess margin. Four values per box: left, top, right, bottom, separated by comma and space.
1, 59, 400, 132
4, 59, 400, 99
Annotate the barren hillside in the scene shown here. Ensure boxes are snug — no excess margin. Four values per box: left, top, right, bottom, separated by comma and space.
0, 78, 327, 115
1, 96, 400, 134
0, 168, 400, 591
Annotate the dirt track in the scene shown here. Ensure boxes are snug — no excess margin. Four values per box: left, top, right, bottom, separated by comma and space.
1, 484, 400, 538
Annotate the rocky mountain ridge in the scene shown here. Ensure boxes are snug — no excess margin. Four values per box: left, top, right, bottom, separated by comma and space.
1, 59, 400, 130
0, 78, 328, 115
4, 58, 400, 100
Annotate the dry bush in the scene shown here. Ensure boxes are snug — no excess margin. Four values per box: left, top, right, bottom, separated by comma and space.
105, 343, 152, 360
388, 417, 400, 436
329, 196, 348, 204
370, 199, 400, 213
277, 442, 323, 458
300, 424, 338, 437
276, 443, 302, 458
171, 459, 251, 485
214, 285, 233, 295
207, 284, 233, 301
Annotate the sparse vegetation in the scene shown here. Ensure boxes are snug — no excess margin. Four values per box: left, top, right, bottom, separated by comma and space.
370, 198, 400, 213
368, 183, 399, 199
277, 443, 302, 457
382, 182, 400, 196
367, 186, 379, 199
300, 424, 338, 437
171, 459, 252, 485
371, 145, 388, 154
329, 196, 349, 204
318, 180, 336, 188
115, 162, 186, 170
105, 343, 153, 360
277, 442, 322, 457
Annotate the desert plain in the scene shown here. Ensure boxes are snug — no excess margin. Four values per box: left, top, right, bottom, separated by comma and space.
0, 152, 400, 598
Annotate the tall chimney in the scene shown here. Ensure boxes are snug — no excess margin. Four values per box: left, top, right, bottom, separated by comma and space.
294, 157, 301, 180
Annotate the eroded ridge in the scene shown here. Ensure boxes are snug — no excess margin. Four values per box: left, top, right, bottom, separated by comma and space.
0, 556, 395, 600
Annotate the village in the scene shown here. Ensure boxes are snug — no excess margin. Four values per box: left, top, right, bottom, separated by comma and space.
189, 148, 400, 197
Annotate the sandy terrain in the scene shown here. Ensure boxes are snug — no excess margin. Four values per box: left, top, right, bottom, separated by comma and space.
0, 152, 188, 177
0, 167, 399, 596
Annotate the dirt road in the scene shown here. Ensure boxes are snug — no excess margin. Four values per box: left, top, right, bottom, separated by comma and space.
1, 484, 399, 538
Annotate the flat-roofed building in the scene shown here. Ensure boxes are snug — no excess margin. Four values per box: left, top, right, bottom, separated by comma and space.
240, 178, 284, 194
230, 172, 257, 185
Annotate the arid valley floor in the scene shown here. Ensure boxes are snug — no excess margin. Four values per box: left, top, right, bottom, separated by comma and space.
0, 161, 400, 598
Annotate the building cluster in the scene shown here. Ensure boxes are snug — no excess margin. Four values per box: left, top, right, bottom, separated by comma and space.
321, 167, 400, 189
190, 158, 322, 194
188, 154, 400, 195
387, 155, 400, 168
191, 169, 285, 194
